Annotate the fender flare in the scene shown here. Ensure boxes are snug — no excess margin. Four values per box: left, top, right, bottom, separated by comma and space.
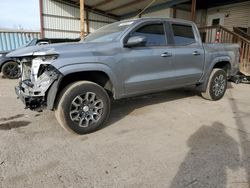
46, 63, 122, 110
197, 56, 232, 92
58, 63, 121, 94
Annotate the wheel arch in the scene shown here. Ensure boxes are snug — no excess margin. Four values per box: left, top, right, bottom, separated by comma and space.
47, 64, 121, 110
212, 60, 231, 76
58, 70, 115, 96
197, 58, 231, 92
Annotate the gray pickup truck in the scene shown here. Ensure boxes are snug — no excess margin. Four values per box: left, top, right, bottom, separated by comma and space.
8, 18, 240, 134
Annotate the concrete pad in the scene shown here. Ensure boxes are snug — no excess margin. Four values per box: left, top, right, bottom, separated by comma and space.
0, 75, 249, 188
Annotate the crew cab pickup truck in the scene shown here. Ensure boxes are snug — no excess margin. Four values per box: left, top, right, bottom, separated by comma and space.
8, 18, 240, 134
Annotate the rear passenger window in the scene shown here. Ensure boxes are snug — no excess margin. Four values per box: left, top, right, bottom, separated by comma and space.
172, 24, 195, 45
132, 23, 167, 46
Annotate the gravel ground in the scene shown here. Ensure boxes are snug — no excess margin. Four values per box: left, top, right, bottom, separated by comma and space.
0, 75, 249, 188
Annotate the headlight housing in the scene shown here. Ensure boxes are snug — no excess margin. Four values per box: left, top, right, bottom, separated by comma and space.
31, 55, 58, 82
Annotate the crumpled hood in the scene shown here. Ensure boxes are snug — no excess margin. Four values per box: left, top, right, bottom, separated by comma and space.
7, 42, 101, 58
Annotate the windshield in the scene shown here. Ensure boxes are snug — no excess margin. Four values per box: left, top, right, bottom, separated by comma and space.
83, 20, 135, 43
14, 38, 37, 50
25, 38, 38, 47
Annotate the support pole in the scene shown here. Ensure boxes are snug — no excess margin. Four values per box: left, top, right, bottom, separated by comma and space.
191, 0, 196, 22
39, 0, 44, 38
173, 6, 176, 18
86, 10, 90, 34
80, 0, 85, 38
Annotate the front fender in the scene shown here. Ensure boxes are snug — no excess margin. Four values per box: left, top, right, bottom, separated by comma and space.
58, 63, 122, 99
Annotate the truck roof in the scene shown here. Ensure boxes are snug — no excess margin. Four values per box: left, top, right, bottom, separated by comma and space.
123, 17, 195, 25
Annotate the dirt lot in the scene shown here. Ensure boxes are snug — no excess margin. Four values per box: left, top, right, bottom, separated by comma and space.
0, 75, 250, 188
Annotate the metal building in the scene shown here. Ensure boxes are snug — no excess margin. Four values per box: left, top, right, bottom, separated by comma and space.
39, 0, 193, 38
0, 30, 40, 51
40, 0, 118, 38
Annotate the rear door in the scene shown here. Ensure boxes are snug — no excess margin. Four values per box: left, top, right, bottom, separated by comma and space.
165, 22, 204, 85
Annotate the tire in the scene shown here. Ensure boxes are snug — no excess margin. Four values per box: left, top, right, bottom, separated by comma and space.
1, 61, 20, 79
55, 81, 111, 134
201, 68, 227, 101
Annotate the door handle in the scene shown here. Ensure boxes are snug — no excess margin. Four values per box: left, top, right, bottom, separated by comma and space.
161, 52, 172, 57
192, 51, 201, 56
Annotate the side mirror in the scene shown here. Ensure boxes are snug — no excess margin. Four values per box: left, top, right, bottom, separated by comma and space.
124, 36, 147, 48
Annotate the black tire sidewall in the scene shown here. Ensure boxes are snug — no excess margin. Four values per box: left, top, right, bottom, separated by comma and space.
2, 61, 20, 79
58, 82, 110, 134
209, 69, 227, 101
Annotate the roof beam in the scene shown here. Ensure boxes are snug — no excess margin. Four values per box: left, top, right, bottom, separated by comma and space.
92, 0, 115, 9
106, 0, 146, 13
191, 0, 196, 21
121, 0, 190, 19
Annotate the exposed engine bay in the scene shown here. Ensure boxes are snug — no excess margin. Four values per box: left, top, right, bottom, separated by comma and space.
15, 55, 61, 111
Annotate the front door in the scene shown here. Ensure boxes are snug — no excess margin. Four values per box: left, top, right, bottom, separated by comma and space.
121, 22, 174, 96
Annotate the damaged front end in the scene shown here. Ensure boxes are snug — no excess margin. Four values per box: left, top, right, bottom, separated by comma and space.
15, 55, 61, 111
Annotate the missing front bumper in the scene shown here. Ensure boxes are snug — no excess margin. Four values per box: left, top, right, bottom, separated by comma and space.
15, 65, 61, 111
15, 86, 45, 111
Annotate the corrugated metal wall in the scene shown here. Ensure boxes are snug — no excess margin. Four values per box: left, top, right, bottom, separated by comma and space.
140, 8, 205, 27
196, 9, 207, 27
42, 0, 116, 38
207, 1, 250, 31
141, 9, 172, 18
88, 12, 116, 33
176, 9, 191, 20
0, 30, 40, 51
126, 8, 189, 20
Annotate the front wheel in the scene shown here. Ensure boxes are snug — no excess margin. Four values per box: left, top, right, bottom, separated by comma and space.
55, 81, 111, 134
201, 68, 227, 101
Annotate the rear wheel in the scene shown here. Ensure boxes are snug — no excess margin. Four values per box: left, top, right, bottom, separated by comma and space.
55, 81, 111, 134
201, 68, 227, 101
1, 61, 20, 79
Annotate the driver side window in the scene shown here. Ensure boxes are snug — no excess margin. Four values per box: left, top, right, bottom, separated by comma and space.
131, 23, 167, 46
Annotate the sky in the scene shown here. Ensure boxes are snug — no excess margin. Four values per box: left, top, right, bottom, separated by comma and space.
0, 0, 40, 30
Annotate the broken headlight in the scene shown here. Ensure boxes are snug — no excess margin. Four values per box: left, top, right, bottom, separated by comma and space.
31, 55, 59, 82
20, 55, 60, 97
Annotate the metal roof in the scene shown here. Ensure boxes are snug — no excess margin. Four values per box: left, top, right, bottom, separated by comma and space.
58, 0, 190, 19
57, 0, 250, 20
